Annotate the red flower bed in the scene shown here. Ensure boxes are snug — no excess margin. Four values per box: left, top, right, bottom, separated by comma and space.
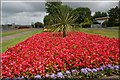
1, 32, 119, 78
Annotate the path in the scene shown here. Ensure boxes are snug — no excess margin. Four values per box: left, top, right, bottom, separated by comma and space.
2, 29, 37, 42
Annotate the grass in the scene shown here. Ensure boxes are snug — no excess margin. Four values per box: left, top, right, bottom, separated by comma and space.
2, 29, 32, 37
105, 26, 120, 30
78, 28, 119, 38
2, 29, 43, 53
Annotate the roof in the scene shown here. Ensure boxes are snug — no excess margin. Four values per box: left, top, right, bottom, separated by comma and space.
95, 17, 109, 20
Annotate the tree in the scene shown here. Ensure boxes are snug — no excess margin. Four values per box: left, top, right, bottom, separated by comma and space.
80, 18, 92, 28
73, 7, 92, 28
108, 6, 120, 26
44, 15, 53, 26
31, 22, 35, 28
44, 1, 78, 37
45, 2, 62, 15
93, 11, 107, 18
44, 1, 62, 27
101, 12, 107, 17
48, 5, 78, 37
74, 7, 91, 24
34, 22, 44, 28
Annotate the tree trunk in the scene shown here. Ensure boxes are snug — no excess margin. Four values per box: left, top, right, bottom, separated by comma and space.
63, 27, 66, 37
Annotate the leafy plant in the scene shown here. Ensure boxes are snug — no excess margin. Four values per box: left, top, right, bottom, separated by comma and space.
49, 5, 79, 37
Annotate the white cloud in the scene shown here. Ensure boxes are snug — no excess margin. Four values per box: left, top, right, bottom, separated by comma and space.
2, 2, 34, 13
1, 2, 46, 25
2, 2, 46, 13
63, 1, 118, 12
2, 12, 48, 25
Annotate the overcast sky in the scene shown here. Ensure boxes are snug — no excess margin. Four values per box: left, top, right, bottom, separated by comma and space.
1, 0, 119, 25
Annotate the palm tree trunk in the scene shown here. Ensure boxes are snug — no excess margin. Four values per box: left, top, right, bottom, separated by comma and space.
63, 27, 66, 37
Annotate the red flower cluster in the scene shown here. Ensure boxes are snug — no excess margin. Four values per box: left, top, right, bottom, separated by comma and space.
2, 32, 119, 78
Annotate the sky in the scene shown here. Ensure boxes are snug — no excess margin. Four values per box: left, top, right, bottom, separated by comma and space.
1, 0, 119, 25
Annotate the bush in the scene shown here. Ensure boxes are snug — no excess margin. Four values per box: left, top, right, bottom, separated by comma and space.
35, 22, 44, 28
114, 22, 120, 26
81, 23, 91, 28
81, 18, 92, 28
104, 20, 120, 27
102, 21, 107, 28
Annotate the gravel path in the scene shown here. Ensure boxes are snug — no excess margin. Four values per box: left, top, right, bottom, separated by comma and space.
2, 29, 38, 42
2, 31, 30, 42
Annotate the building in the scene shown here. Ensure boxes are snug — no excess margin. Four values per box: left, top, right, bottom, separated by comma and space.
91, 17, 109, 28
94, 17, 109, 24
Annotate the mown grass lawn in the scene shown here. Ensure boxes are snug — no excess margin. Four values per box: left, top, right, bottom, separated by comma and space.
1, 29, 43, 53
105, 26, 120, 30
78, 28, 119, 38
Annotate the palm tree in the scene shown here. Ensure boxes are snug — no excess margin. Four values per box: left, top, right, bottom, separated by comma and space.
50, 5, 78, 37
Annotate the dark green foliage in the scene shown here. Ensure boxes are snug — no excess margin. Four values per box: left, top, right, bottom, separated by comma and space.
34, 22, 44, 28
74, 7, 91, 24
102, 21, 108, 28
44, 15, 53, 26
45, 2, 62, 15
31, 23, 35, 28
108, 6, 120, 27
44, 2, 62, 26
93, 11, 107, 18
80, 18, 92, 28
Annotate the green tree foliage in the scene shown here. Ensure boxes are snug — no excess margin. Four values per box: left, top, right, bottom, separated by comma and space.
45, 2, 62, 15
93, 11, 107, 18
31, 23, 35, 28
107, 6, 120, 27
34, 22, 44, 28
74, 7, 91, 24
44, 2, 62, 27
80, 18, 92, 28
44, 15, 53, 26
73, 7, 92, 27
